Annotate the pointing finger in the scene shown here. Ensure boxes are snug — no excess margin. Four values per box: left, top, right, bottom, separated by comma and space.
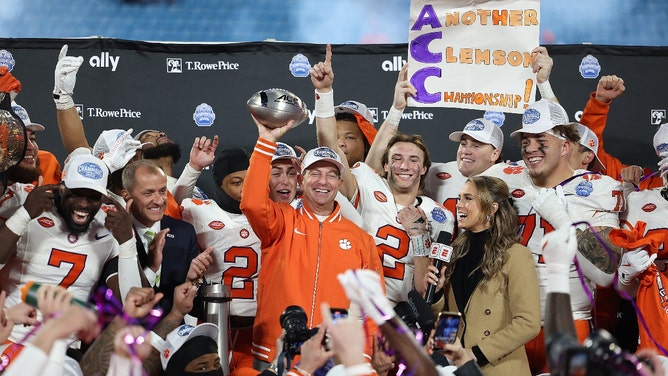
325, 44, 332, 65
58, 45, 68, 61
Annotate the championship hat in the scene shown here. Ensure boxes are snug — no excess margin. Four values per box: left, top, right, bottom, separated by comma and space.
653, 123, 668, 155
61, 152, 109, 195
161, 323, 219, 370
93, 128, 149, 160
574, 123, 605, 171
302, 147, 345, 175
335, 100, 378, 144
449, 118, 504, 150
510, 99, 569, 137
272, 142, 298, 162
11, 101, 44, 132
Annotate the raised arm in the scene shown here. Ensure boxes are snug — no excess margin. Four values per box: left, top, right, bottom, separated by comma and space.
53, 45, 90, 153
311, 44, 358, 200
365, 64, 415, 172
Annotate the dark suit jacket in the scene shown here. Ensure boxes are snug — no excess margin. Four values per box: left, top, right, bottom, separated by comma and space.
135, 215, 200, 314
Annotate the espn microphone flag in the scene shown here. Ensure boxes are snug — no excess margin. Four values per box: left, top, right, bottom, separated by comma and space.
425, 231, 453, 305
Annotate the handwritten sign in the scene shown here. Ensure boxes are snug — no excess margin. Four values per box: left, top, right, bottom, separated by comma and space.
408, 0, 540, 113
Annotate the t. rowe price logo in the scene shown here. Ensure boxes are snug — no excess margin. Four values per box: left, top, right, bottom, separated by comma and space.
85, 106, 142, 118
166, 58, 240, 72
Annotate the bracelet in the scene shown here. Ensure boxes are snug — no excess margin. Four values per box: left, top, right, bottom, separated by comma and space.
385, 106, 403, 126
294, 366, 312, 376
53, 93, 75, 110
5, 206, 32, 236
267, 363, 279, 374
314, 89, 335, 118
537, 80, 556, 100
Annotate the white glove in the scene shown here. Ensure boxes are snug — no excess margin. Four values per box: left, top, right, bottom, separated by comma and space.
53, 45, 84, 96
541, 225, 577, 293
337, 269, 394, 325
96, 129, 144, 173
618, 248, 657, 285
532, 186, 572, 229
657, 151, 668, 180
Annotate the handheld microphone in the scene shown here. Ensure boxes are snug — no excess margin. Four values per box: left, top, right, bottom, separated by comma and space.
425, 231, 453, 305
407, 289, 436, 344
21, 281, 97, 311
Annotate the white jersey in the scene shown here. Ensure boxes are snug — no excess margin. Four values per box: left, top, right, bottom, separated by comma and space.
351, 162, 455, 304
181, 198, 261, 317
621, 188, 668, 261
423, 162, 467, 217
0, 207, 118, 343
0, 183, 34, 225
484, 164, 624, 320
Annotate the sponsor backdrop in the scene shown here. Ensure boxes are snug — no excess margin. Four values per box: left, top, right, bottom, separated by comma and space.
2, 39, 668, 184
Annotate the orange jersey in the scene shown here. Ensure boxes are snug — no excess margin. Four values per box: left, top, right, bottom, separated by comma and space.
581, 93, 662, 190
240, 138, 384, 363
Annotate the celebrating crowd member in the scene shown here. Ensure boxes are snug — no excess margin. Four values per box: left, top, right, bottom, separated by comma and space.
484, 99, 624, 374
423, 118, 505, 226
426, 176, 540, 375
612, 123, 668, 354
118, 159, 210, 314
541, 226, 666, 376
579, 74, 663, 189
311, 44, 454, 304
240, 114, 383, 370
0, 153, 138, 352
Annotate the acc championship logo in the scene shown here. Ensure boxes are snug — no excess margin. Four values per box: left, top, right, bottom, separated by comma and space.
522, 108, 541, 125
193, 103, 216, 126
166, 58, 183, 73
463, 119, 485, 131
289, 54, 310, 77
651, 109, 666, 126
0, 49, 16, 71
483, 110, 505, 126
313, 147, 338, 160
579, 55, 601, 79
77, 162, 104, 180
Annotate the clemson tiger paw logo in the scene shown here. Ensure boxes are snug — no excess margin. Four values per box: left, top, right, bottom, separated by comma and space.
339, 239, 352, 250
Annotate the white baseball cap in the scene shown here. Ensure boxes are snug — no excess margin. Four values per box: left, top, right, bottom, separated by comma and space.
574, 123, 605, 171
133, 129, 161, 141
510, 99, 569, 137
61, 153, 109, 196
335, 100, 375, 124
272, 142, 298, 162
161, 323, 219, 370
93, 128, 150, 160
653, 123, 668, 156
301, 147, 345, 175
11, 101, 44, 132
449, 118, 504, 150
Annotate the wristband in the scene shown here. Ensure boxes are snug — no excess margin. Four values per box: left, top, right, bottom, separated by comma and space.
53, 93, 75, 110
537, 80, 556, 100
314, 89, 335, 118
118, 238, 137, 259
385, 106, 403, 127
409, 233, 431, 257
5, 206, 32, 236
546, 264, 570, 294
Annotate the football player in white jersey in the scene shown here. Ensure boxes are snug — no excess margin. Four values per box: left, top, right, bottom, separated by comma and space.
181, 143, 301, 375
0, 153, 138, 353
483, 99, 624, 374
311, 46, 454, 304
424, 118, 505, 224
612, 123, 668, 354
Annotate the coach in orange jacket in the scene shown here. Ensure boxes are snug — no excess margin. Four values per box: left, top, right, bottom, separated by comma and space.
240, 115, 383, 370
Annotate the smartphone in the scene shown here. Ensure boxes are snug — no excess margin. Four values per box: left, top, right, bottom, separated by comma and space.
323, 308, 348, 351
330, 308, 348, 322
432, 311, 462, 350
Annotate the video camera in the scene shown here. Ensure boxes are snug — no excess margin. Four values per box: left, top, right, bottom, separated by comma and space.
280, 305, 318, 356
548, 329, 655, 376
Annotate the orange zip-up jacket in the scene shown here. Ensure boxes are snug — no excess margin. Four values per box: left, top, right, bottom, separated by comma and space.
581, 93, 662, 190
240, 138, 384, 364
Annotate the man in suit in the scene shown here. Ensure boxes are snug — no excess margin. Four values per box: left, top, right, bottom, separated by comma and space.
121, 159, 212, 314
